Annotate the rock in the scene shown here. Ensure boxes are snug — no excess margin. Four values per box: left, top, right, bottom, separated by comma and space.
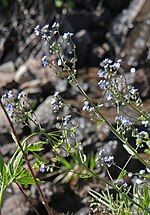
96, 123, 110, 142
15, 64, 35, 84
133, 68, 150, 99
0, 61, 15, 87
55, 79, 68, 93
30, 95, 57, 132
107, 0, 150, 70
0, 107, 24, 145
23, 58, 58, 82
0, 61, 15, 74
0, 143, 16, 163
1, 193, 34, 215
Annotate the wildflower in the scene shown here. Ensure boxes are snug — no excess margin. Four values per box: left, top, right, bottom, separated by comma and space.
103, 58, 113, 65
97, 69, 103, 77
136, 131, 148, 139
34, 25, 40, 36
52, 22, 59, 28
82, 100, 90, 111
98, 80, 108, 89
122, 182, 128, 188
7, 90, 13, 98
42, 56, 49, 67
96, 149, 114, 167
112, 59, 122, 70
42, 24, 49, 32
141, 120, 148, 127
51, 92, 63, 113
63, 115, 71, 126
106, 94, 112, 101
40, 164, 45, 172
104, 155, 114, 163
63, 32, 73, 39
115, 115, 132, 128
139, 169, 145, 174
6, 104, 13, 111
18, 92, 26, 100
58, 59, 62, 66
6, 104, 13, 117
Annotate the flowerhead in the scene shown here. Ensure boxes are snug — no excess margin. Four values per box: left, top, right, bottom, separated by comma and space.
63, 32, 73, 39
42, 56, 49, 67
40, 164, 45, 172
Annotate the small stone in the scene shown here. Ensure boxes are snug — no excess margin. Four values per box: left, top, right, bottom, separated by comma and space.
15, 64, 35, 84
0, 61, 15, 86
96, 123, 110, 141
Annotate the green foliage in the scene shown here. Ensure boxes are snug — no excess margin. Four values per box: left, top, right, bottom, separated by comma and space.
90, 176, 150, 214
53, 152, 96, 184
0, 133, 43, 207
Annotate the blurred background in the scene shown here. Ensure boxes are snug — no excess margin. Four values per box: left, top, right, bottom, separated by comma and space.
0, 0, 150, 98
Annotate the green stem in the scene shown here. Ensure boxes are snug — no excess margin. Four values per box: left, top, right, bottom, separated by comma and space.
73, 153, 144, 210
0, 185, 4, 212
74, 77, 149, 166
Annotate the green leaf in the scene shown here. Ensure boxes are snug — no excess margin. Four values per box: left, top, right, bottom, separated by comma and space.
21, 133, 36, 146
11, 132, 18, 145
0, 154, 4, 175
27, 142, 45, 152
33, 152, 43, 162
96, 120, 104, 126
79, 151, 87, 164
123, 144, 135, 156
16, 177, 36, 185
59, 158, 72, 170
80, 174, 92, 178
15, 166, 42, 185
117, 170, 127, 181
13, 151, 24, 174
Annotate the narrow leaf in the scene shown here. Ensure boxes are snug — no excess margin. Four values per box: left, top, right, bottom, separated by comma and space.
123, 144, 135, 156
117, 170, 127, 181
0, 154, 4, 175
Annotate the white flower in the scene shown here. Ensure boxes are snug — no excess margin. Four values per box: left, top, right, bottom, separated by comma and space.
52, 22, 60, 28
63, 32, 73, 39
58, 59, 62, 66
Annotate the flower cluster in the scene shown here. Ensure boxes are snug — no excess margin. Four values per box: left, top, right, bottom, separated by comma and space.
115, 115, 133, 130
35, 23, 74, 68
97, 58, 142, 109
136, 131, 149, 139
98, 58, 122, 80
1, 90, 29, 123
82, 100, 94, 112
51, 92, 64, 113
96, 149, 114, 167
62, 115, 71, 126
40, 164, 45, 173
34, 24, 58, 43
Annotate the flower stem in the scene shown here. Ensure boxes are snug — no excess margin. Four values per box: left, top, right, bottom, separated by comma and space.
72, 77, 149, 168
0, 100, 52, 215
16, 182, 40, 215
